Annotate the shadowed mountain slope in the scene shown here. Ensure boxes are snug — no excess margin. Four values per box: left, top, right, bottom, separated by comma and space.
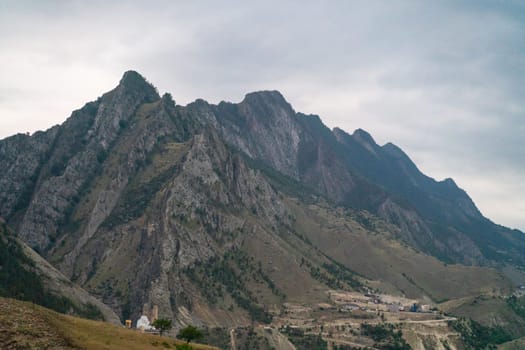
0, 220, 119, 323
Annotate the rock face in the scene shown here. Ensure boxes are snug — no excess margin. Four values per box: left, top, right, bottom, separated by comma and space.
0, 71, 523, 329
0, 127, 59, 222
3, 71, 160, 251
191, 89, 525, 266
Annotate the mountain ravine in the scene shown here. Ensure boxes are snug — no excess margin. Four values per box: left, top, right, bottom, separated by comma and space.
1, 71, 524, 343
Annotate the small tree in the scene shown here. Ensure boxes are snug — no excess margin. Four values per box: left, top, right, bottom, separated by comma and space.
152, 318, 172, 336
177, 325, 203, 343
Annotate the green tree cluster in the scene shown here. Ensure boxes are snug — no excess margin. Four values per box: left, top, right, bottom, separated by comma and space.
177, 325, 203, 344
152, 318, 172, 336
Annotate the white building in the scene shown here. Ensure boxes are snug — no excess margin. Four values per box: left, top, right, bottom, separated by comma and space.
136, 315, 154, 331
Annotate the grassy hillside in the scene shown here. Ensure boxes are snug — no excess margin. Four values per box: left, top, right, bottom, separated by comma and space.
288, 199, 513, 301
0, 297, 218, 350
499, 337, 525, 349
441, 295, 525, 338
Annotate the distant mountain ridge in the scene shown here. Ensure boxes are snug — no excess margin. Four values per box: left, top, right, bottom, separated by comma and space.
194, 86, 524, 265
0, 71, 523, 329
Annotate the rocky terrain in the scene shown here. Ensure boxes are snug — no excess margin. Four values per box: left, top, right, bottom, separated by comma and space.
1, 71, 524, 348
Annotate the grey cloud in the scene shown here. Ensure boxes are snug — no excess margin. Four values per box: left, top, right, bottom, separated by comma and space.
0, 0, 523, 230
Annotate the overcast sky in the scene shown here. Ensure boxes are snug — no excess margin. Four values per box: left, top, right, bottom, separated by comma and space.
1, 0, 524, 231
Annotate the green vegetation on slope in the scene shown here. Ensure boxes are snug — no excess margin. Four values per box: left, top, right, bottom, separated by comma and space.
200, 327, 231, 350
0, 223, 103, 320
242, 154, 319, 203
442, 294, 525, 339
233, 327, 273, 350
281, 326, 327, 350
322, 261, 363, 290
506, 295, 525, 319
184, 249, 276, 323
361, 323, 411, 350
449, 318, 512, 350
301, 258, 363, 291
102, 161, 181, 228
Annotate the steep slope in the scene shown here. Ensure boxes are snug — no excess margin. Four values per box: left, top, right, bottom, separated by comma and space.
0, 126, 59, 223
0, 71, 523, 334
1, 71, 160, 252
197, 92, 358, 201
50, 125, 351, 327
332, 127, 525, 264
186, 90, 525, 266
0, 220, 119, 323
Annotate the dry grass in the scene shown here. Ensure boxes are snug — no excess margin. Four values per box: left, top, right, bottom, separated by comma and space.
499, 336, 525, 350
440, 295, 525, 337
0, 297, 218, 350
287, 198, 513, 301
56, 316, 218, 350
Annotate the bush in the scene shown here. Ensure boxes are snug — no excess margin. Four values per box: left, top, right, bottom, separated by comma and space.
361, 323, 411, 350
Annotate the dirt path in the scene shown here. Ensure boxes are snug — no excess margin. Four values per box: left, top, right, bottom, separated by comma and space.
389, 316, 457, 325
230, 328, 237, 350
309, 316, 457, 329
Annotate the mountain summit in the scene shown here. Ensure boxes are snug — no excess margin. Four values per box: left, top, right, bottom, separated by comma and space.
118, 70, 160, 100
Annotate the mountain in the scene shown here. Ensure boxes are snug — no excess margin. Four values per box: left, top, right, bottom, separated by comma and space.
201, 92, 525, 266
0, 71, 523, 336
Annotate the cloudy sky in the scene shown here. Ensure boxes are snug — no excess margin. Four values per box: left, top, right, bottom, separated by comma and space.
1, 0, 524, 231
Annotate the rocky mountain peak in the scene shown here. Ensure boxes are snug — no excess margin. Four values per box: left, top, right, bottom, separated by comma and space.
161, 92, 176, 105
332, 127, 350, 142
352, 128, 376, 146
119, 70, 149, 86
240, 90, 295, 117
441, 177, 458, 188
116, 70, 160, 103
242, 90, 286, 103
381, 142, 408, 159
